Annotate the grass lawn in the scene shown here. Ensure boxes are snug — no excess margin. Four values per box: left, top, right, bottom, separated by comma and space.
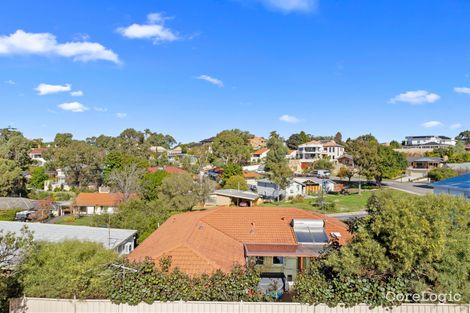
53, 215, 96, 226
260, 189, 406, 213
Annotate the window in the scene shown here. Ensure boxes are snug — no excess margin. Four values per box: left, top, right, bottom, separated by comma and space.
255, 256, 264, 265
273, 256, 284, 265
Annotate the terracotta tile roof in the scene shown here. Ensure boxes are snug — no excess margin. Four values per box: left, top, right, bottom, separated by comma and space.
30, 148, 47, 154
128, 207, 351, 276
243, 171, 262, 179
74, 192, 125, 207
322, 140, 342, 147
148, 166, 187, 174
253, 148, 269, 156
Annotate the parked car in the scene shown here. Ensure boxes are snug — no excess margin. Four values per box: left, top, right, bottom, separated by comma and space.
313, 169, 331, 179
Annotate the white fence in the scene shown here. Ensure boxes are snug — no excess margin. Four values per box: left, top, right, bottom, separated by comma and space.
9, 298, 470, 313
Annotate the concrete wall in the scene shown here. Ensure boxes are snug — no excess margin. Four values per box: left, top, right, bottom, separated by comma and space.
10, 298, 470, 313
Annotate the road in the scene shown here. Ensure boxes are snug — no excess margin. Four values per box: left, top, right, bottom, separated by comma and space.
382, 180, 433, 195
326, 211, 368, 221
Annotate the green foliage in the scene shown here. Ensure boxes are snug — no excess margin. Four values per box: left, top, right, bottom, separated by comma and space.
428, 167, 458, 181
286, 131, 312, 150
28, 190, 74, 201
312, 159, 334, 170
425, 144, 470, 163
337, 166, 354, 181
19, 241, 118, 299
109, 258, 265, 305
29, 167, 49, 189
212, 129, 252, 164
0, 134, 31, 170
265, 132, 292, 191
334, 132, 343, 145
389, 140, 401, 149
223, 175, 248, 191
294, 191, 470, 305
93, 199, 173, 243
346, 135, 407, 184
0, 227, 34, 312
142, 170, 168, 200
0, 208, 22, 221
0, 158, 23, 197
455, 130, 470, 144
222, 162, 242, 185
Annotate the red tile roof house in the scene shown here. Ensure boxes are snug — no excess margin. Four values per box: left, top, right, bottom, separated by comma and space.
74, 192, 125, 215
128, 207, 351, 285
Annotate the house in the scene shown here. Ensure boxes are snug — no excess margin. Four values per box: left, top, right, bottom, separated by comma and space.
296, 140, 344, 163
410, 157, 443, 169
286, 150, 297, 159
403, 135, 456, 149
44, 168, 71, 191
337, 155, 354, 167
432, 173, 470, 199
256, 178, 341, 200
256, 179, 287, 200
74, 192, 125, 215
0, 221, 136, 255
465, 143, 470, 151
128, 207, 351, 282
29, 148, 47, 166
251, 148, 269, 163
206, 189, 261, 207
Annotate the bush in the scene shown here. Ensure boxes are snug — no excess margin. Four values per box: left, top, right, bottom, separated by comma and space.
290, 195, 305, 203
109, 258, 266, 305
19, 241, 118, 299
0, 209, 22, 221
428, 167, 458, 181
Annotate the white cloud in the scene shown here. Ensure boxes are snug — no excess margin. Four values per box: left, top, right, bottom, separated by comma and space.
93, 107, 108, 112
0, 30, 119, 63
4, 80, 15, 85
421, 121, 443, 128
196, 75, 224, 87
117, 13, 178, 44
70, 90, 84, 97
58, 102, 89, 112
454, 87, 470, 94
116, 112, 127, 119
450, 123, 462, 129
35, 83, 71, 95
258, 0, 317, 13
279, 114, 301, 123
389, 90, 440, 105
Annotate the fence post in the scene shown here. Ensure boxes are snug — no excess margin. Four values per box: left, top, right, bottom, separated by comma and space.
73, 295, 77, 313
239, 300, 243, 313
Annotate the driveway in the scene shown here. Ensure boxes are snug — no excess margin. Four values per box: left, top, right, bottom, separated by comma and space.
382, 181, 433, 195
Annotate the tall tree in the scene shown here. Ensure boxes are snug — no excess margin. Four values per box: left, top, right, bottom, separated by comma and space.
223, 175, 248, 191
53, 133, 73, 147
0, 134, 31, 170
265, 132, 292, 194
212, 129, 252, 164
0, 159, 23, 196
107, 164, 145, 200
455, 130, 470, 144
286, 131, 312, 150
334, 132, 343, 144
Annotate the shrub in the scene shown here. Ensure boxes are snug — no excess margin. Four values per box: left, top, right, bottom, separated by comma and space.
428, 167, 458, 181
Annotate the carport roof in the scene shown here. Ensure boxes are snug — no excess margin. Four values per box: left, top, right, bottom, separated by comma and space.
432, 173, 470, 190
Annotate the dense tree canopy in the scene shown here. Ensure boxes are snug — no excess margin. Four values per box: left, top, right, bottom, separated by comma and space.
265, 131, 292, 191
286, 131, 312, 150
212, 129, 252, 164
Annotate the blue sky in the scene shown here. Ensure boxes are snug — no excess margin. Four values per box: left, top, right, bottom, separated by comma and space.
0, 0, 469, 143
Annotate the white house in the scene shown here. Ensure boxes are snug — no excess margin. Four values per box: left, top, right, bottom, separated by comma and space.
251, 148, 270, 163
404, 136, 456, 149
74, 192, 125, 215
296, 140, 344, 162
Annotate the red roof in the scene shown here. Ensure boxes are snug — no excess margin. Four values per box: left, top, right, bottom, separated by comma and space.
30, 148, 47, 154
74, 192, 125, 207
148, 166, 187, 174
253, 148, 269, 156
128, 207, 351, 276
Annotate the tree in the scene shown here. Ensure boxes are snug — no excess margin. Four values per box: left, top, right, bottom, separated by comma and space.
222, 163, 242, 185
144, 130, 176, 149
0, 159, 23, 197
334, 132, 343, 145
346, 135, 407, 185
265, 132, 292, 196
107, 164, 144, 200
0, 227, 34, 313
223, 175, 248, 191
286, 131, 312, 150
294, 191, 470, 306
0, 134, 31, 170
455, 130, 470, 144
337, 166, 354, 182
29, 167, 49, 189
158, 173, 199, 210
19, 241, 117, 299
53, 133, 73, 147
428, 167, 458, 181
212, 129, 252, 164
312, 159, 334, 171
389, 140, 401, 149
44, 141, 103, 188
141, 170, 168, 201
93, 199, 172, 243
